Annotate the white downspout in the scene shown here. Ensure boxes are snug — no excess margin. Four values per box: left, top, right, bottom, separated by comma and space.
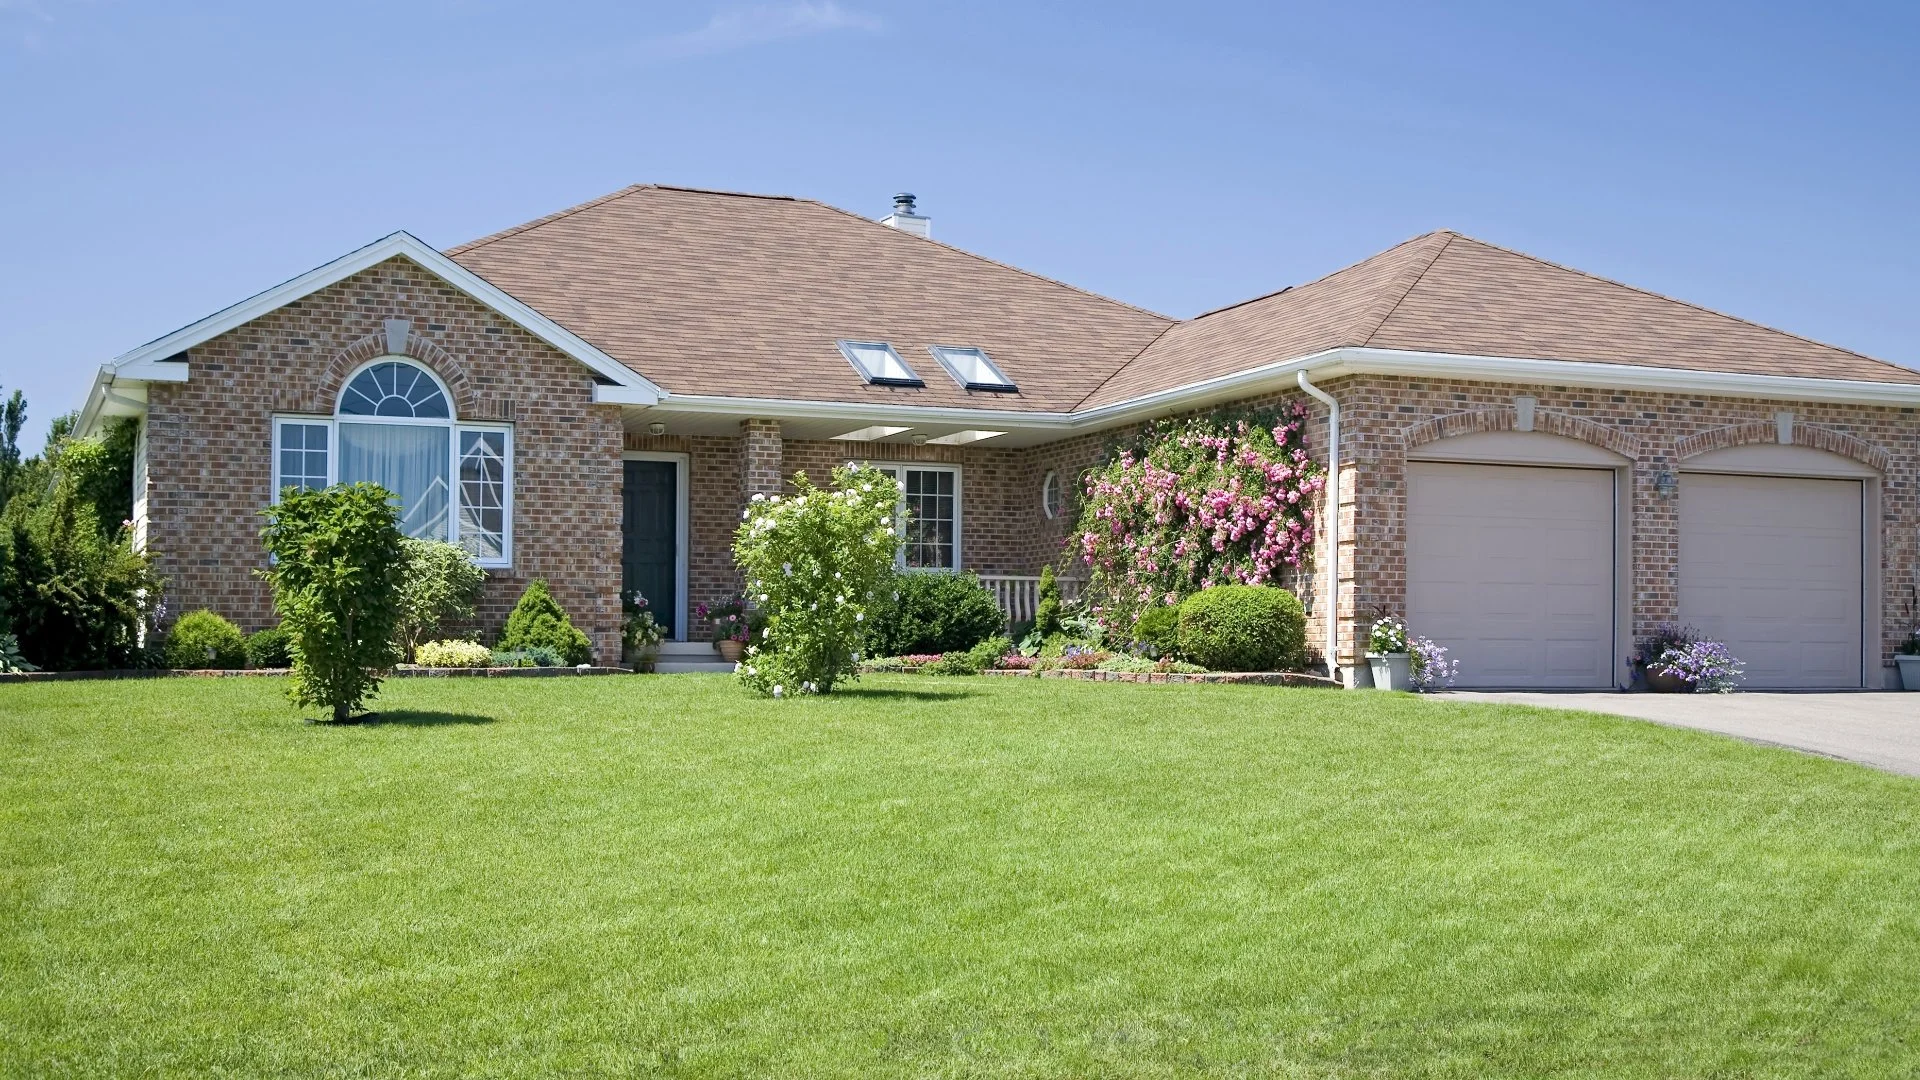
1296, 371, 1341, 685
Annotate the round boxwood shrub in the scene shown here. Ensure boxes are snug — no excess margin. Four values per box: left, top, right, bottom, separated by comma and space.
244, 625, 294, 668
163, 609, 247, 669
864, 570, 1007, 657
1176, 585, 1306, 672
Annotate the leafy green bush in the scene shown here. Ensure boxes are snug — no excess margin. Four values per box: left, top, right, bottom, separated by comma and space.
395, 539, 487, 663
162, 609, 246, 669
259, 483, 408, 723
734, 464, 899, 696
497, 580, 592, 666
490, 645, 562, 668
923, 635, 1012, 676
0, 440, 160, 671
1176, 585, 1306, 672
416, 639, 492, 667
864, 570, 1006, 657
0, 631, 38, 673
1130, 603, 1182, 659
1033, 565, 1064, 638
244, 626, 293, 668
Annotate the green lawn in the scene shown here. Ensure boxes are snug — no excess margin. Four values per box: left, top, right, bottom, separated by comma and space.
4, 675, 1919, 1077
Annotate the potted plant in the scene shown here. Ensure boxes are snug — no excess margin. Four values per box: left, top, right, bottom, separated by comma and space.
1650, 638, 1745, 694
699, 595, 751, 663
1631, 624, 1698, 692
1366, 615, 1413, 691
621, 591, 664, 671
1897, 629, 1920, 692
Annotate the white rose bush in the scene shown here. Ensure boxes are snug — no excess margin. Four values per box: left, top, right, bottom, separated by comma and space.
732, 464, 901, 697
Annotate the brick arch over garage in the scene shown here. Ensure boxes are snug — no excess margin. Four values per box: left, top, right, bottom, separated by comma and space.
1400, 406, 1643, 460
1676, 419, 1891, 473
319, 328, 479, 418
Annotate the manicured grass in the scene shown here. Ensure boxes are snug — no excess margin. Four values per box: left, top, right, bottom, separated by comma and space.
4, 675, 1919, 1077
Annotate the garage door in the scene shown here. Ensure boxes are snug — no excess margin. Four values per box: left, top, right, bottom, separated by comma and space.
1407, 463, 1615, 688
1679, 473, 1862, 688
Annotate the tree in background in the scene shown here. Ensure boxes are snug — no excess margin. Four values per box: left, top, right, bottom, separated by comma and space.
259, 483, 407, 722
394, 538, 486, 662
0, 389, 25, 512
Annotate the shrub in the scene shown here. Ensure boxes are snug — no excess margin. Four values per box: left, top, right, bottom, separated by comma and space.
1176, 585, 1306, 672
734, 464, 899, 696
244, 626, 293, 668
1074, 407, 1325, 631
415, 639, 493, 668
0, 439, 160, 671
864, 570, 1006, 657
490, 645, 562, 668
1130, 603, 1182, 659
1409, 636, 1457, 691
259, 483, 408, 723
497, 580, 592, 666
1033, 565, 1063, 638
395, 539, 486, 663
0, 631, 37, 673
923, 635, 1011, 676
162, 609, 246, 669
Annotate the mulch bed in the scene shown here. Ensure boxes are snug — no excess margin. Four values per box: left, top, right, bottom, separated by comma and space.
981, 668, 1340, 687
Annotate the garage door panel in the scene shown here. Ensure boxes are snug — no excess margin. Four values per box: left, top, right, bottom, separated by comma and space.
1407, 463, 1615, 689
1678, 473, 1862, 689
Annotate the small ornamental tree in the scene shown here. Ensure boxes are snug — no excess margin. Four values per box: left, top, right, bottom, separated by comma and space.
733, 464, 899, 696
394, 538, 487, 662
497, 579, 593, 665
259, 483, 407, 723
1074, 405, 1325, 633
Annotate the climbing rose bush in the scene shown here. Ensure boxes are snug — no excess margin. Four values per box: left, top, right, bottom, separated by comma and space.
733, 463, 900, 697
1075, 406, 1325, 631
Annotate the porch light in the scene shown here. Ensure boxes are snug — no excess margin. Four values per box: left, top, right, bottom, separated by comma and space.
925, 430, 1006, 446
1653, 470, 1679, 497
647, 421, 667, 436
833, 425, 911, 442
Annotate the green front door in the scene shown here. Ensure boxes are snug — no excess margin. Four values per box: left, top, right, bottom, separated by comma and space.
621, 459, 677, 639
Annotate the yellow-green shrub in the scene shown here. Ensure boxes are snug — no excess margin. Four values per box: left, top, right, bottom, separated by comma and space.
414, 639, 492, 668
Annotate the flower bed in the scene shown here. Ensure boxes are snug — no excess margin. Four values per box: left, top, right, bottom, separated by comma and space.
982, 668, 1339, 687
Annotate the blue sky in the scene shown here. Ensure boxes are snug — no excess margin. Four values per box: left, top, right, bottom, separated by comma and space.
2, 0, 1915, 453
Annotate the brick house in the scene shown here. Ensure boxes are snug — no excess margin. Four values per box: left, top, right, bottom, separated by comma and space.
78, 186, 1920, 688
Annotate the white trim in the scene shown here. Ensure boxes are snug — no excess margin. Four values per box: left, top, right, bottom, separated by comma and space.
621, 451, 691, 643
336, 355, 455, 419
865, 461, 963, 570
109, 230, 660, 400
1407, 429, 1631, 468
1040, 469, 1061, 520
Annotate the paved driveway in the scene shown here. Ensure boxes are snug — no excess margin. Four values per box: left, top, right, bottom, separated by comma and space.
1452, 692, 1920, 778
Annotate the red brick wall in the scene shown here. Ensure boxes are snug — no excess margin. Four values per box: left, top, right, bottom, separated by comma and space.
143, 256, 626, 661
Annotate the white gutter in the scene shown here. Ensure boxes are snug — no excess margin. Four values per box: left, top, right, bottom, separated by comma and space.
1295, 371, 1342, 685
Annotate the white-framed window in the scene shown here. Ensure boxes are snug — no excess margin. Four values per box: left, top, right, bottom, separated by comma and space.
1041, 469, 1062, 519
837, 340, 923, 387
270, 357, 515, 567
868, 463, 961, 570
929, 345, 1016, 392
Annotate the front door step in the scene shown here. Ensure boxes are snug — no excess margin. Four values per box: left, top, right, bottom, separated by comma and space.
652, 640, 736, 674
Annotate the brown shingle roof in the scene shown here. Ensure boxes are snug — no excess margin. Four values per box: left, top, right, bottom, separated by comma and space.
1079, 230, 1920, 409
446, 185, 1174, 413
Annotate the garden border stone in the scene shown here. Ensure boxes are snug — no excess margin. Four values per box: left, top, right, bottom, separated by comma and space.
980, 668, 1340, 687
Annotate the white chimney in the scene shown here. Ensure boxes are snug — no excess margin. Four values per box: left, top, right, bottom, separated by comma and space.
880, 192, 930, 238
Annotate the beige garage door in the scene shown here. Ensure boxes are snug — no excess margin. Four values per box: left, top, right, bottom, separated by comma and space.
1407, 463, 1615, 688
1679, 473, 1863, 688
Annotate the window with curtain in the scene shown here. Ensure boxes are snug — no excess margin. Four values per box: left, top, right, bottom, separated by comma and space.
270, 357, 514, 566
869, 464, 960, 569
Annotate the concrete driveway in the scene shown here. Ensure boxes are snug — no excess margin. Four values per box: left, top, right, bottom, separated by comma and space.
1451, 691, 1920, 778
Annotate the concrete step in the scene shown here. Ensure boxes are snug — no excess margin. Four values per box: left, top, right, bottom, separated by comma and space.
657, 640, 722, 657
654, 661, 738, 674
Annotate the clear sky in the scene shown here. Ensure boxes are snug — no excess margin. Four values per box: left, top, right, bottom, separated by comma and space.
2, 0, 1915, 453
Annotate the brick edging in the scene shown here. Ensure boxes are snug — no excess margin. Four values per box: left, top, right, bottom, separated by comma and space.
979, 668, 1340, 687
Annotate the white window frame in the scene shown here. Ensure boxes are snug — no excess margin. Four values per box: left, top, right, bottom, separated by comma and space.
928, 344, 1017, 392
268, 359, 515, 568
866, 462, 962, 571
837, 340, 924, 387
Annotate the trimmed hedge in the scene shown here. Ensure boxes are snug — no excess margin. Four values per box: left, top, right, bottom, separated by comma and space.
244, 626, 293, 668
162, 610, 246, 669
864, 571, 1005, 658
1176, 586, 1306, 672
415, 640, 493, 668
1130, 604, 1182, 659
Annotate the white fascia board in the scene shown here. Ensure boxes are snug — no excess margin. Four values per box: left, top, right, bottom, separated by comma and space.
591, 385, 664, 405
1332, 348, 1920, 406
110, 231, 661, 404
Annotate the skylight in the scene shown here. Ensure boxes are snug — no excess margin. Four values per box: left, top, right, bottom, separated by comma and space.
926, 430, 1006, 446
929, 345, 1016, 392
837, 341, 922, 387
833, 425, 911, 442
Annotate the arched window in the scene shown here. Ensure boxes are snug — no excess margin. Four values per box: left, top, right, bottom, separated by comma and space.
271, 357, 513, 566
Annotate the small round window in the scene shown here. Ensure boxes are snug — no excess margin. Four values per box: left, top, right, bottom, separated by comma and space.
1041, 470, 1062, 519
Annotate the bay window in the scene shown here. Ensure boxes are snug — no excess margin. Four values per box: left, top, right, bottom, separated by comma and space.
271, 358, 513, 566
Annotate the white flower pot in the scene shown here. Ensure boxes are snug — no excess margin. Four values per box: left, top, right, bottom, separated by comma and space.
1897, 654, 1920, 692
1367, 652, 1413, 692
